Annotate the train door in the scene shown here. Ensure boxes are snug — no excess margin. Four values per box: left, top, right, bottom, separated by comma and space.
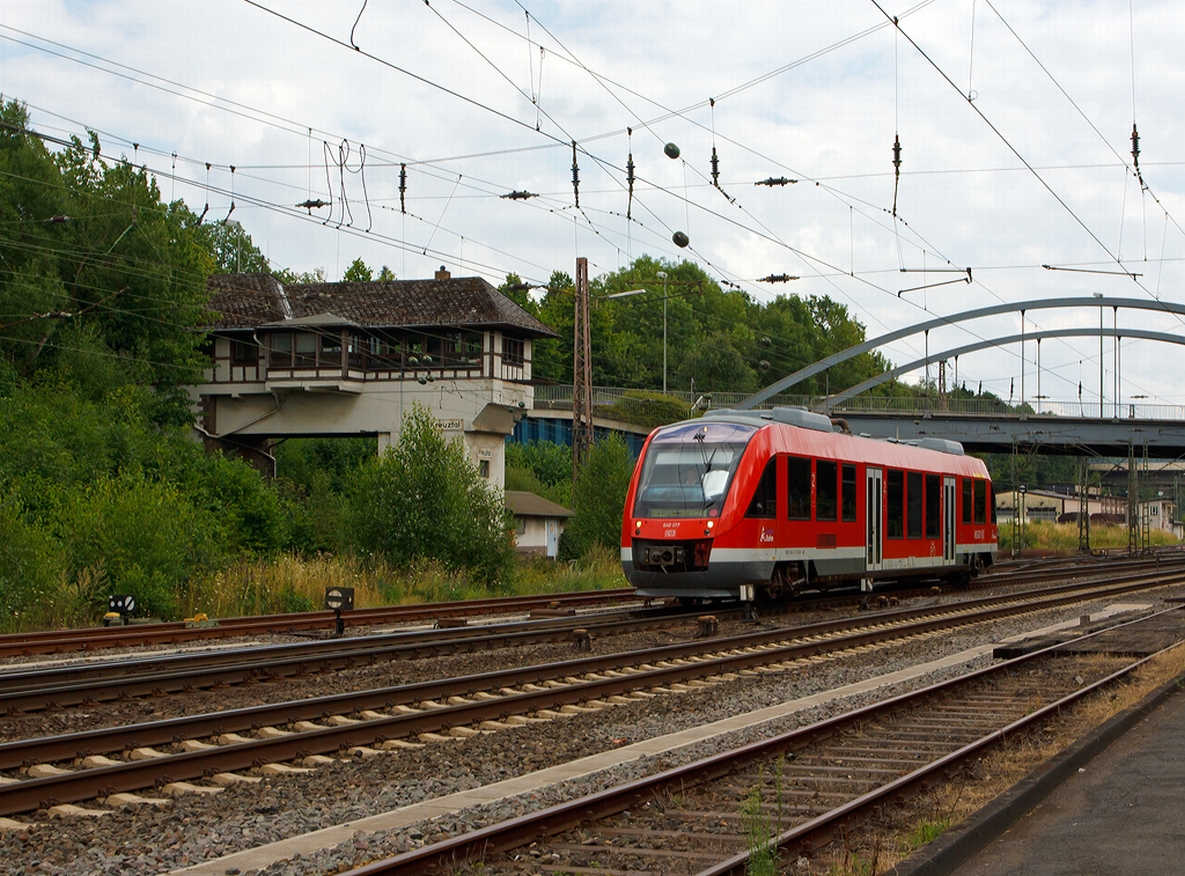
865, 467, 883, 573
943, 476, 956, 563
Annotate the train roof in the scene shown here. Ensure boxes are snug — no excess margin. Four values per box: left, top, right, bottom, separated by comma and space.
693, 406, 975, 462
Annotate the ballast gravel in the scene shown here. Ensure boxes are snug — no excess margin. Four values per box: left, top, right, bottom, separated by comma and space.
0, 590, 1173, 876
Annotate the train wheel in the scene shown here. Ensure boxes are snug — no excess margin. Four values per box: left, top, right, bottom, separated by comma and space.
947, 568, 972, 589
764, 563, 805, 602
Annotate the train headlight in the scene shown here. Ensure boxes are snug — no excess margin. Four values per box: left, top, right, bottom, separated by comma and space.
704, 520, 715, 536
634, 520, 642, 534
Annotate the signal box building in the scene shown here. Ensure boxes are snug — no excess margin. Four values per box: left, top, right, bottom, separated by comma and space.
193, 268, 557, 484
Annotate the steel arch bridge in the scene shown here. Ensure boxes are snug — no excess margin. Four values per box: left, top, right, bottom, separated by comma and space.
737, 296, 1185, 458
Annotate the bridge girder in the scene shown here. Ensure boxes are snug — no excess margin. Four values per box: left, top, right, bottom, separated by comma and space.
740, 296, 1185, 410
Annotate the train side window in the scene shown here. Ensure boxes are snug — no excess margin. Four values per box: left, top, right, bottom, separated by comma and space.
787, 456, 812, 519
816, 459, 838, 521
989, 483, 997, 523
745, 458, 778, 519
974, 479, 987, 524
841, 464, 857, 522
886, 469, 904, 538
961, 478, 973, 524
906, 471, 923, 539
925, 474, 941, 539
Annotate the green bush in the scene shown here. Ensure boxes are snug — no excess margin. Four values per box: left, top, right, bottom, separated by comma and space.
561, 434, 635, 560
340, 404, 516, 588
599, 390, 689, 431
0, 501, 67, 632
52, 471, 224, 619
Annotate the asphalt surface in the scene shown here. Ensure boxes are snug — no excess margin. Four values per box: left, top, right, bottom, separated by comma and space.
893, 677, 1185, 876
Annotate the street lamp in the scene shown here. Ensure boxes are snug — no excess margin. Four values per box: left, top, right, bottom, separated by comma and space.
657, 271, 669, 392
603, 271, 670, 393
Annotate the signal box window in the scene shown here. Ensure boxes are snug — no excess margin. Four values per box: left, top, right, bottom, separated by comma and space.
503, 336, 524, 366
925, 474, 941, 539
906, 471, 923, 539
786, 456, 812, 520
841, 464, 857, 522
231, 339, 256, 365
816, 459, 838, 521
962, 478, 973, 524
746, 458, 777, 518
886, 469, 904, 539
270, 332, 292, 367
294, 333, 317, 367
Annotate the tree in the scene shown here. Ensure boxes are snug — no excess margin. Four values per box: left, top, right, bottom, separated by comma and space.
0, 101, 216, 425
342, 257, 373, 282
189, 218, 270, 274
340, 404, 515, 586
561, 434, 635, 559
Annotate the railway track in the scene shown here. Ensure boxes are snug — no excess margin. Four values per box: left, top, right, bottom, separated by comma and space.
0, 588, 639, 658
3, 551, 1175, 661
3, 558, 1182, 717
334, 606, 1185, 876
2, 569, 1182, 819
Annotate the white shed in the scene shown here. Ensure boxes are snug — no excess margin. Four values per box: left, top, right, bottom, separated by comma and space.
504, 491, 574, 559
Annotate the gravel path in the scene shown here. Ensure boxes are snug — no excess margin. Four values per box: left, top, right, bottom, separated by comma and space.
2, 588, 1173, 876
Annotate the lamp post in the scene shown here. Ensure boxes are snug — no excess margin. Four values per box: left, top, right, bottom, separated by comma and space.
657, 271, 669, 393
602, 273, 672, 394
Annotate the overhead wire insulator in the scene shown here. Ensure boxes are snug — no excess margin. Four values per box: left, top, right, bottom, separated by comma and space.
755, 177, 797, 186
399, 163, 407, 214
710, 147, 720, 188
500, 190, 538, 200
891, 134, 902, 217
296, 199, 329, 211
759, 273, 799, 283
625, 126, 635, 222
224, 165, 236, 223
570, 140, 580, 209
197, 162, 211, 224
1131, 123, 1146, 189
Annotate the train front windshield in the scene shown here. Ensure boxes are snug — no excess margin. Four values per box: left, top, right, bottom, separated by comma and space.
632, 421, 757, 518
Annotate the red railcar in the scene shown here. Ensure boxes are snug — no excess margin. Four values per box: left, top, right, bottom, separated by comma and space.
621, 407, 998, 601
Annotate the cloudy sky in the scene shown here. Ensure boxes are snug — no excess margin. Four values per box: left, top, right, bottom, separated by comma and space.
3, 1, 1184, 408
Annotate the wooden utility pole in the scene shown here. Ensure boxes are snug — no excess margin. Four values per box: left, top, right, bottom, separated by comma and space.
572, 256, 593, 478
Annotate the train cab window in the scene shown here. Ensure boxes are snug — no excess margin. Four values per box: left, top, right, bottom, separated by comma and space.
631, 421, 756, 519
787, 456, 812, 520
745, 458, 778, 519
925, 474, 941, 538
816, 459, 838, 521
990, 484, 997, 523
973, 479, 988, 524
961, 478, 973, 524
906, 471, 923, 539
841, 464, 857, 522
886, 469, 904, 539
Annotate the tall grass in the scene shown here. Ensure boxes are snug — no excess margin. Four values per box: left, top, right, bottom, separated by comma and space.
999, 520, 1178, 552
172, 547, 628, 622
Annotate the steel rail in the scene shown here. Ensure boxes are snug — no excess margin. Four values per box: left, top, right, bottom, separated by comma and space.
2, 577, 1181, 816
0, 589, 638, 657
2, 568, 1175, 720
332, 606, 1185, 876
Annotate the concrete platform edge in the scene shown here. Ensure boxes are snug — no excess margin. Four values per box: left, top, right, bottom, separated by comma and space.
887, 671, 1185, 876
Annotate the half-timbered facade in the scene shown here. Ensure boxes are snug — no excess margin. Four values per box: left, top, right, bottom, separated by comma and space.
192, 268, 557, 484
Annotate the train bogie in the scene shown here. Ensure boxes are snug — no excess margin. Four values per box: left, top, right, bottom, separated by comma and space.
621, 408, 998, 602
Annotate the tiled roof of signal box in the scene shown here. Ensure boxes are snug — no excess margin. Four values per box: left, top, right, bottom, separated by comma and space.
204, 273, 557, 338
